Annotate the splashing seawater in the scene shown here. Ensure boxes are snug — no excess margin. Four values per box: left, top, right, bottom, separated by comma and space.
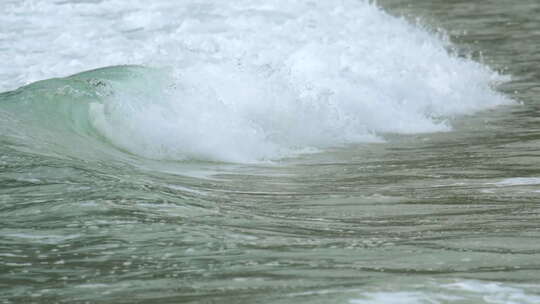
0, 0, 512, 163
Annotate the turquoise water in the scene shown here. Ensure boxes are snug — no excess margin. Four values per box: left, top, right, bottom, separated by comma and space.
1, 1, 540, 303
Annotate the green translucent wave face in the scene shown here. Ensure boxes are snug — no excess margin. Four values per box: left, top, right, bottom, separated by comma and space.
0, 65, 166, 162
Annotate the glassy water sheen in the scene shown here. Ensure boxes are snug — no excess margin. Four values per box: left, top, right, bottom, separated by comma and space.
1, 0, 540, 303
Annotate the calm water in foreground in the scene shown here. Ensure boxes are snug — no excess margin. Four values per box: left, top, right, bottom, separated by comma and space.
1, 0, 540, 303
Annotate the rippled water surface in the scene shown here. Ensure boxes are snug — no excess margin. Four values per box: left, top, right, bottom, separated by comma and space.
1, 0, 540, 303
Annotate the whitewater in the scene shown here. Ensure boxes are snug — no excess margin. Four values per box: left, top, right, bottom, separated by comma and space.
1, 0, 510, 162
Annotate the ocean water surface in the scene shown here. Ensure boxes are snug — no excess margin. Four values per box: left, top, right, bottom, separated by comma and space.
1, 0, 540, 303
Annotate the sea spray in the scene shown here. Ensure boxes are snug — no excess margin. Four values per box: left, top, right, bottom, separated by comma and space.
1, 0, 511, 162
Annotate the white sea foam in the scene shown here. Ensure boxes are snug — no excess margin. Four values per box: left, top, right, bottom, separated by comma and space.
492, 177, 540, 186
350, 291, 460, 304
350, 280, 540, 304
1, 0, 511, 162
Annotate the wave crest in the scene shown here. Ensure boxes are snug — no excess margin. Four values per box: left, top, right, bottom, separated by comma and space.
2, 1, 511, 163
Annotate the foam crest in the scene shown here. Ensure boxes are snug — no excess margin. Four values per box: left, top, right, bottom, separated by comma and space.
2, 0, 512, 162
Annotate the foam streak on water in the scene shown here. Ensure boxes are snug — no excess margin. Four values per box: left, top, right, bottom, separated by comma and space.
1, 0, 510, 162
